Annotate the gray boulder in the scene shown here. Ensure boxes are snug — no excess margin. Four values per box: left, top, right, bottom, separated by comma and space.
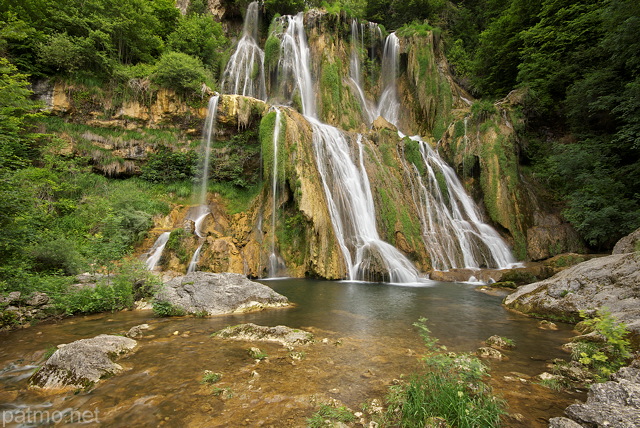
155, 272, 289, 316
504, 253, 640, 334
30, 334, 137, 390
561, 360, 640, 428
613, 227, 640, 255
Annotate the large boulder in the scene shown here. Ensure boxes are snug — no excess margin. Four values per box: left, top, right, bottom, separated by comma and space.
155, 272, 290, 315
504, 252, 640, 333
30, 335, 137, 390
549, 359, 640, 428
613, 227, 640, 255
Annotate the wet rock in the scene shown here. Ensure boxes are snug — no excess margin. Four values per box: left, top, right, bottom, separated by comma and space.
214, 323, 313, 347
486, 335, 516, 350
30, 334, 137, 390
504, 252, 640, 334
5, 292, 21, 305
155, 272, 290, 316
476, 347, 506, 360
126, 324, 150, 339
539, 320, 558, 330
527, 224, 586, 261
26, 292, 49, 307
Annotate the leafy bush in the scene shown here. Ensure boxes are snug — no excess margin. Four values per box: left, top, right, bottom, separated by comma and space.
141, 146, 197, 183
152, 299, 186, 317
151, 51, 210, 96
167, 14, 226, 68
29, 238, 86, 275
573, 308, 632, 381
471, 100, 497, 121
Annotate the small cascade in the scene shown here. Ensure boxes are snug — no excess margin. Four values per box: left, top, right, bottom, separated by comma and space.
196, 95, 220, 205
187, 245, 203, 274
145, 232, 170, 271
267, 107, 286, 278
220, 1, 267, 100
349, 20, 376, 124
278, 13, 316, 117
376, 33, 400, 125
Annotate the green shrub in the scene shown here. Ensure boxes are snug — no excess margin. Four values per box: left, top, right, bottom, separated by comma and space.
573, 308, 632, 381
201, 370, 222, 384
29, 238, 85, 275
141, 146, 197, 183
151, 51, 210, 97
152, 299, 186, 317
471, 100, 497, 122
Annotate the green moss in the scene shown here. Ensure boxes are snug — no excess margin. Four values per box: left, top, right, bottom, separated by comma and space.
264, 35, 281, 70
403, 137, 426, 175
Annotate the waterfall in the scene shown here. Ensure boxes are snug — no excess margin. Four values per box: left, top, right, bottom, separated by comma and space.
375, 33, 516, 270
408, 135, 517, 270
196, 95, 219, 206
376, 33, 400, 125
145, 232, 170, 270
221, 1, 267, 100
349, 19, 376, 124
279, 13, 316, 118
275, 14, 419, 282
187, 245, 203, 274
268, 107, 285, 277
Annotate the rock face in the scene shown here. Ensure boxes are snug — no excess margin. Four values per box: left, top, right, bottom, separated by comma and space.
30, 335, 137, 390
613, 227, 640, 255
214, 323, 313, 347
549, 359, 640, 428
504, 252, 640, 333
155, 272, 290, 315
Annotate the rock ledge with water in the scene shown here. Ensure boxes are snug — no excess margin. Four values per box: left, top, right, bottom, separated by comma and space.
155, 272, 290, 316
29, 334, 137, 390
213, 323, 313, 347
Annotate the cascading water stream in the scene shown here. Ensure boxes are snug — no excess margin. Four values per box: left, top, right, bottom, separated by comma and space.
267, 107, 285, 278
376, 33, 401, 125
220, 1, 267, 100
375, 33, 516, 270
280, 14, 420, 283
145, 232, 170, 271
186, 95, 220, 274
349, 20, 376, 125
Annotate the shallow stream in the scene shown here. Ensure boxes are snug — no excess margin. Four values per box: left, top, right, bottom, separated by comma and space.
0, 279, 585, 426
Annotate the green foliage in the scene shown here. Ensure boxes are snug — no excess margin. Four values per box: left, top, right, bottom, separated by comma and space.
263, 35, 281, 71
264, 0, 306, 18
403, 137, 426, 176
383, 318, 505, 427
152, 299, 186, 317
210, 127, 261, 188
151, 51, 210, 96
167, 14, 226, 69
141, 146, 197, 183
365, 0, 446, 29
470, 100, 497, 122
573, 308, 632, 381
307, 404, 355, 428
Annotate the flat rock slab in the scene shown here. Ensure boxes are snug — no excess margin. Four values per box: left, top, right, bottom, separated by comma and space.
155, 272, 290, 316
504, 253, 640, 333
213, 323, 313, 347
30, 334, 137, 390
